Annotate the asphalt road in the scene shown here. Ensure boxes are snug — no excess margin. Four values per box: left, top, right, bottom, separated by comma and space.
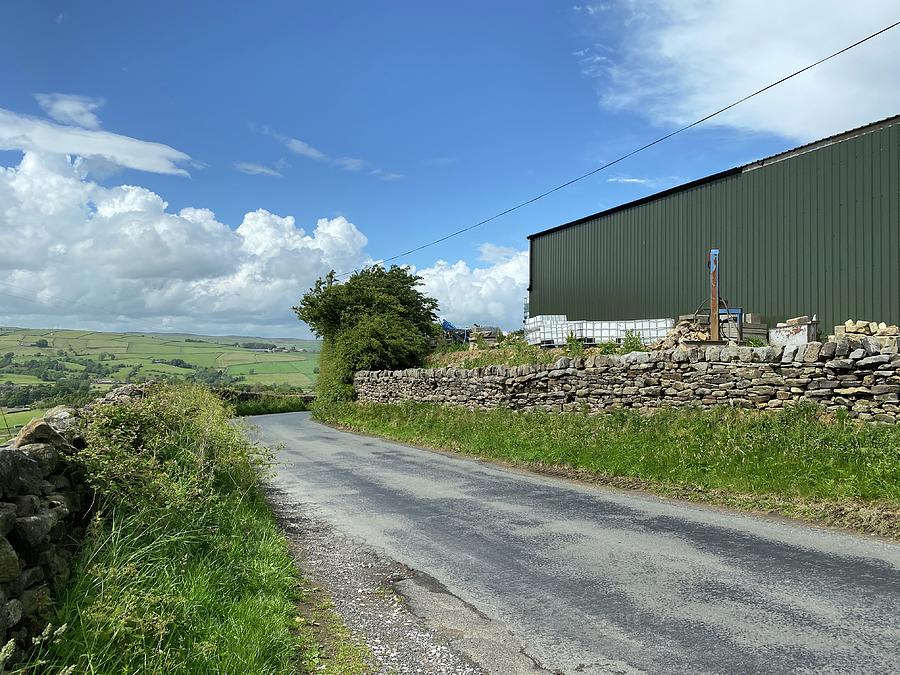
252, 412, 900, 674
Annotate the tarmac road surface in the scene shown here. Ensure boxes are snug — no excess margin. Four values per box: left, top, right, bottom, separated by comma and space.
251, 412, 900, 674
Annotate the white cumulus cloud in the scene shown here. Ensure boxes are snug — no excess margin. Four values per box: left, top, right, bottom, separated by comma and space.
0, 151, 370, 335
34, 93, 105, 129
0, 149, 521, 336
581, 1, 900, 141
417, 244, 529, 330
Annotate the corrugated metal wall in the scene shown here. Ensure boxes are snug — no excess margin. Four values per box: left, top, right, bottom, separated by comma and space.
529, 120, 900, 334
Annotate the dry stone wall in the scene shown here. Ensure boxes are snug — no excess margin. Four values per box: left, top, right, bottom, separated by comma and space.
355, 335, 900, 422
0, 385, 143, 657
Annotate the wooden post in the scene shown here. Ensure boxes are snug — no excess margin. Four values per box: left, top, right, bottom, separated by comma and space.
709, 248, 720, 342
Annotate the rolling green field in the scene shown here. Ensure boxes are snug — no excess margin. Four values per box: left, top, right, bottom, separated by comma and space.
0, 407, 48, 442
0, 326, 320, 406
0, 373, 43, 384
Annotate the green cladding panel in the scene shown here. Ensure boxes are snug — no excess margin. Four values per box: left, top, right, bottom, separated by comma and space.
528, 119, 900, 334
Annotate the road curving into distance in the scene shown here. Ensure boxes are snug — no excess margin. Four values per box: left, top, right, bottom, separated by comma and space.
251, 411, 900, 675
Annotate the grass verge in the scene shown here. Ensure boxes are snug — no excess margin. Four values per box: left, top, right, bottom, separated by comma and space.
314, 401, 900, 538
15, 384, 369, 674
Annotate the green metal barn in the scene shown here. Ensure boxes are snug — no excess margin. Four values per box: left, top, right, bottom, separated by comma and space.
527, 115, 900, 334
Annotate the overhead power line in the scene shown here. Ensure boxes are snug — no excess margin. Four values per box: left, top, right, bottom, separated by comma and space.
336, 18, 900, 278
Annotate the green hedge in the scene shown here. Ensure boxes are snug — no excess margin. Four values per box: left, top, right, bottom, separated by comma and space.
16, 385, 301, 674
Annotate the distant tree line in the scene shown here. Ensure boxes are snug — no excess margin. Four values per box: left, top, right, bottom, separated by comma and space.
235, 342, 277, 350
151, 358, 196, 369
1, 353, 118, 380
0, 380, 93, 408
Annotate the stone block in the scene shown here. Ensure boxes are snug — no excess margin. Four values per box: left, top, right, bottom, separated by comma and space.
4, 598, 22, 627
861, 337, 881, 355
0, 538, 19, 583
14, 496, 38, 517
12, 420, 69, 450
720, 346, 739, 362
0, 505, 15, 537
0, 449, 43, 499
20, 566, 43, 588
835, 387, 870, 396
17, 444, 63, 477
671, 349, 690, 363
12, 510, 59, 551
834, 337, 850, 357
857, 354, 891, 368
18, 585, 49, 616
781, 345, 797, 363
803, 342, 822, 362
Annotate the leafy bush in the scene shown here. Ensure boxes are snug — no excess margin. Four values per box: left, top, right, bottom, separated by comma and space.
593, 341, 620, 355
564, 333, 585, 357
294, 266, 438, 401
619, 330, 646, 354
20, 384, 301, 674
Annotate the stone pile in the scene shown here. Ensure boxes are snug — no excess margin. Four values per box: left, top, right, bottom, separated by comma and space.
650, 320, 710, 350
841, 319, 899, 337
355, 333, 900, 422
0, 414, 88, 657
0, 385, 146, 658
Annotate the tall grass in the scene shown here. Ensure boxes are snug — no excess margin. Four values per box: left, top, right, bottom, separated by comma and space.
17, 385, 301, 674
315, 402, 900, 505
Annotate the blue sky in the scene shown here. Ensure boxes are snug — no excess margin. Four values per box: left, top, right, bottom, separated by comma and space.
1, 1, 898, 335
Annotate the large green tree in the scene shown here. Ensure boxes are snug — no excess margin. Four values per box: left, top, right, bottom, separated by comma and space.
293, 266, 439, 401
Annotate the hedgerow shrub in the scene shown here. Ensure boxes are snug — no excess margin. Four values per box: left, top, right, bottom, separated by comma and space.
17, 384, 300, 674
294, 266, 438, 401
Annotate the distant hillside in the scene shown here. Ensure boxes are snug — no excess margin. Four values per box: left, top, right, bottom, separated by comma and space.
0, 327, 321, 404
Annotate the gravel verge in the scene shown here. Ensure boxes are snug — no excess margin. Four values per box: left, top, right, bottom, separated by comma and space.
266, 485, 487, 675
